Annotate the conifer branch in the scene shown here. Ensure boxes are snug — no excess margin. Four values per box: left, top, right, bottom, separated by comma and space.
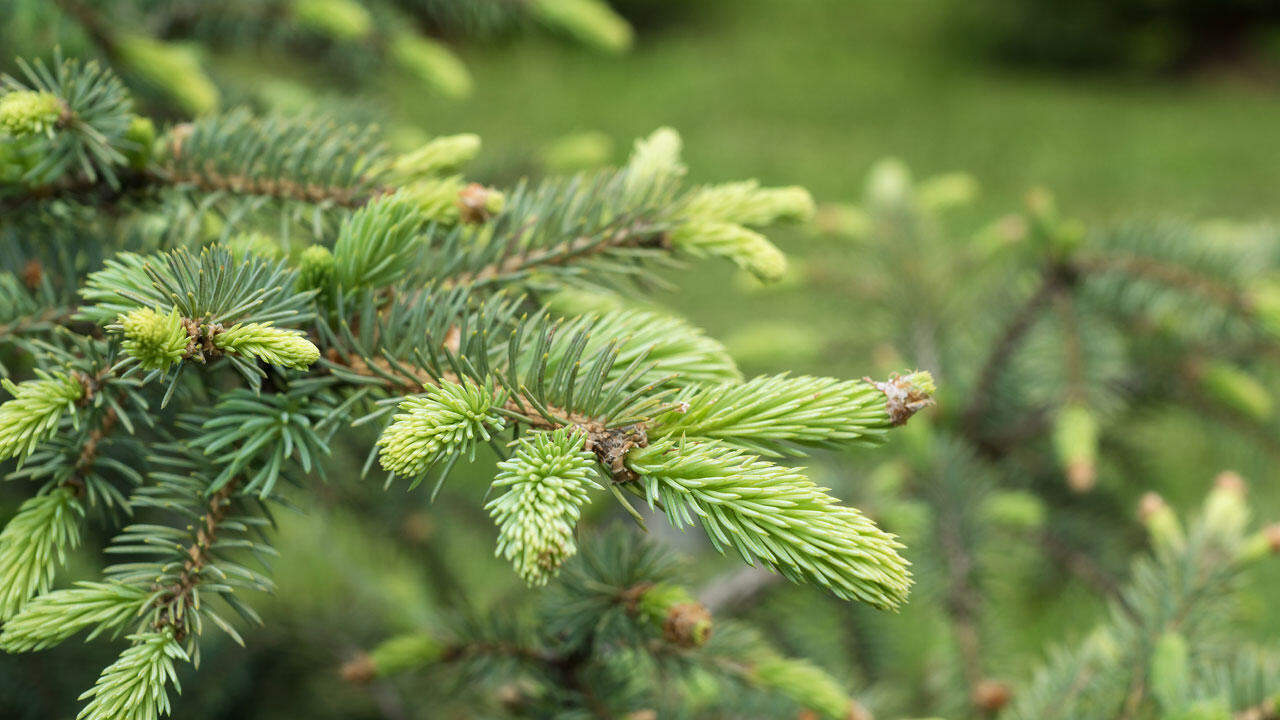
148, 479, 241, 643
1076, 250, 1251, 314
0, 488, 83, 619
0, 370, 86, 462
0, 304, 76, 344
77, 630, 188, 720
939, 492, 988, 703
961, 265, 1065, 449
0, 581, 149, 652
710, 646, 873, 720
440, 223, 670, 290
651, 372, 933, 457
1011, 481, 1278, 719
628, 437, 912, 608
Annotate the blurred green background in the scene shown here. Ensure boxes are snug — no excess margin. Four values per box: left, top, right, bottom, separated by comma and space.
407, 0, 1279, 219
230, 0, 1280, 222
4, 0, 1280, 717
344, 0, 1280, 362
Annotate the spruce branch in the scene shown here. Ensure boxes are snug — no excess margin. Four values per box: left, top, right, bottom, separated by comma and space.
429, 127, 805, 291
0, 488, 84, 619
487, 427, 600, 585
0, 581, 149, 652
82, 245, 313, 329
1011, 479, 1278, 719
345, 534, 720, 712
668, 220, 788, 282
960, 265, 1064, 449
7, 355, 146, 512
76, 630, 188, 720
77, 441, 281, 694
344, 530, 901, 715
627, 437, 912, 608
199, 387, 338, 498
0, 370, 85, 461
438, 221, 670, 290
131, 476, 249, 647
157, 109, 389, 208
650, 372, 934, 457
377, 377, 506, 485
537, 308, 742, 388
0, 52, 133, 188
0, 272, 77, 348
1076, 250, 1252, 316
939, 482, 988, 704
211, 321, 321, 370
330, 190, 429, 291
86, 245, 316, 389
69, 403, 122, 490
680, 180, 816, 228
0, 57, 987, 715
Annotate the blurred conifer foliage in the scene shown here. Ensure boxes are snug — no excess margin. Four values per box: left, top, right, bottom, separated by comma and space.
721, 160, 1280, 719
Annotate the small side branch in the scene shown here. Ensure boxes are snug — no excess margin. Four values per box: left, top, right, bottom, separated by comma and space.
1076, 251, 1250, 314
961, 266, 1065, 444
151, 480, 238, 640
442, 225, 668, 289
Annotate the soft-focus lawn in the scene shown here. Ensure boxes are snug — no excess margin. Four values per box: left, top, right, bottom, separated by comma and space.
395, 0, 1280, 222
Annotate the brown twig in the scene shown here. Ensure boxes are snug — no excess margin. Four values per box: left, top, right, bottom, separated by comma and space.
322, 349, 654, 485
0, 163, 385, 216
960, 266, 1065, 440
1041, 530, 1119, 597
0, 307, 77, 342
64, 405, 118, 496
163, 169, 380, 208
441, 225, 668, 289
152, 480, 239, 640
938, 499, 985, 696
1075, 251, 1250, 314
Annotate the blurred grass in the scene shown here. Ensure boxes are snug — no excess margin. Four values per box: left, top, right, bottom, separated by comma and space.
392, 0, 1280, 222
